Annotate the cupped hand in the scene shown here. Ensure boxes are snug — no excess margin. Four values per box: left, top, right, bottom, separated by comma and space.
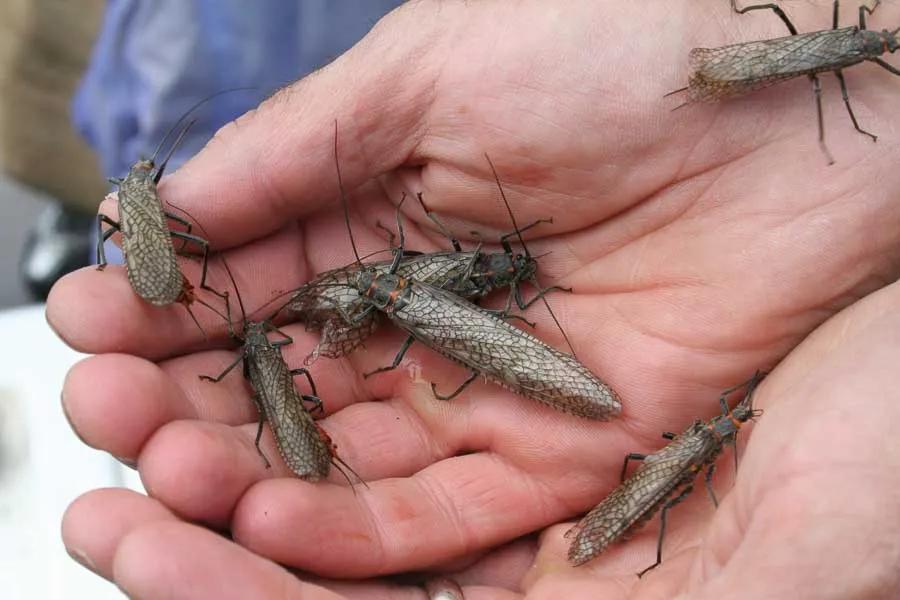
61, 280, 900, 598
49, 0, 900, 596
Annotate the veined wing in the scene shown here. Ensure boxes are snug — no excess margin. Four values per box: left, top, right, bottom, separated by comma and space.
687, 27, 865, 101
565, 426, 710, 565
248, 345, 332, 480
392, 281, 620, 419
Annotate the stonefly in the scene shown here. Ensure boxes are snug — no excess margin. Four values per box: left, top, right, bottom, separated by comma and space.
332, 126, 621, 420
670, 0, 899, 163
565, 371, 765, 575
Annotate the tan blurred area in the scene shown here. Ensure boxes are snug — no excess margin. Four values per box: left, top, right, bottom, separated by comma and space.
0, 0, 106, 213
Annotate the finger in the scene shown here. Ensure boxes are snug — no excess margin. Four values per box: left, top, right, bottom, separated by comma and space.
134, 398, 450, 526
114, 521, 345, 600
59, 339, 441, 475
692, 282, 900, 599
49, 193, 440, 360
62, 488, 179, 581
155, 3, 447, 249
62, 489, 435, 599
137, 351, 647, 531
228, 441, 633, 579
444, 536, 537, 591
47, 224, 307, 358
62, 354, 197, 460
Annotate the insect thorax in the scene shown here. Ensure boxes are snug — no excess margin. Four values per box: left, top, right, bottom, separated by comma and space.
356, 271, 408, 312
860, 29, 895, 57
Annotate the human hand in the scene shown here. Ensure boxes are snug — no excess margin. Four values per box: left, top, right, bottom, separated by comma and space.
50, 0, 900, 595
60, 279, 900, 598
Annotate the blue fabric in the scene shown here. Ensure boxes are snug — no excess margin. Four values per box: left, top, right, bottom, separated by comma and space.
74, 0, 401, 178
74, 0, 401, 263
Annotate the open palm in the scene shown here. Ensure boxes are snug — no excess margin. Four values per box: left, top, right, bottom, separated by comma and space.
50, 1, 900, 597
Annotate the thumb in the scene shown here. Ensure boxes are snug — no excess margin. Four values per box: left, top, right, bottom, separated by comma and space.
160, 3, 444, 249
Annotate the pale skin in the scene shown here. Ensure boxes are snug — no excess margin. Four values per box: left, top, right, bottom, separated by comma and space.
49, 1, 900, 598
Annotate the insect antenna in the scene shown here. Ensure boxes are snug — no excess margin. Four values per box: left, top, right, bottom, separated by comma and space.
154, 119, 197, 184
332, 455, 369, 493
314, 422, 369, 492
214, 250, 246, 340
731, 369, 766, 473
194, 296, 230, 323
663, 86, 688, 98
484, 153, 578, 357
148, 86, 258, 174
182, 300, 208, 340
334, 120, 362, 267
661, 86, 691, 111
165, 200, 243, 339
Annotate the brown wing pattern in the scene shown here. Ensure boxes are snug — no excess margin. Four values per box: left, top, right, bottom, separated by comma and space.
687, 28, 865, 102
566, 425, 711, 565
246, 343, 332, 480
290, 252, 483, 362
117, 171, 183, 305
390, 281, 621, 419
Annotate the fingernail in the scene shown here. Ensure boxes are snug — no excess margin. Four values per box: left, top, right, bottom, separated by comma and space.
113, 454, 138, 470
66, 546, 98, 574
60, 388, 90, 447
44, 304, 62, 340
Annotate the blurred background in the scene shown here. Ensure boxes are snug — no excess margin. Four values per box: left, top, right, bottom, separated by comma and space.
0, 1, 401, 597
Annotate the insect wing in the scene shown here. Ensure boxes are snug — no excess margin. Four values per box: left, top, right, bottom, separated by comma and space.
393, 281, 620, 419
117, 173, 183, 305
687, 28, 864, 102
309, 312, 381, 362
565, 430, 708, 565
248, 345, 332, 480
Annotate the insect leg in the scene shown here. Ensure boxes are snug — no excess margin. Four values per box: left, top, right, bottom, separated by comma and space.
364, 335, 415, 378
265, 324, 294, 347
431, 370, 479, 401
300, 394, 325, 416
96, 214, 120, 270
620, 453, 647, 483
637, 484, 694, 578
809, 74, 836, 164
290, 367, 318, 396
516, 276, 577, 357
416, 192, 463, 251
871, 58, 900, 77
164, 210, 193, 253
388, 193, 409, 273
169, 231, 229, 301
719, 370, 767, 414
859, 0, 882, 29
662, 431, 676, 440
498, 219, 553, 256
704, 463, 719, 508
512, 281, 572, 311
198, 354, 244, 382
480, 307, 536, 329
730, 1, 799, 35
833, 70, 877, 141
290, 368, 324, 416
250, 396, 272, 469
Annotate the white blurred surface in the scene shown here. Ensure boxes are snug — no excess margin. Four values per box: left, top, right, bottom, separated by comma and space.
0, 305, 139, 598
